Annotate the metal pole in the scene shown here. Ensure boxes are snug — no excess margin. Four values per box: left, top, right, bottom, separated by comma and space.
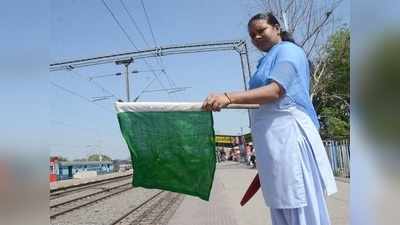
239, 53, 248, 90
242, 43, 255, 134
238, 52, 253, 130
50, 40, 245, 72
125, 64, 130, 102
115, 58, 133, 102
222, 104, 259, 109
244, 43, 252, 78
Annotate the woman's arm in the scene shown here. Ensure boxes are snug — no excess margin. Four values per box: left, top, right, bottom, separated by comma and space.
202, 81, 284, 111
228, 81, 283, 104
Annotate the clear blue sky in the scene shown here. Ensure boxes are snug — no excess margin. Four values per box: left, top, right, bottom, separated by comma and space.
48, 0, 349, 160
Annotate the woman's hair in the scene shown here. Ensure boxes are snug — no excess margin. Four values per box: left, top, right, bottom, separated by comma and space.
248, 12, 296, 44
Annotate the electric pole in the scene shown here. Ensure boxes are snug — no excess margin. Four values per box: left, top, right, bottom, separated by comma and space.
115, 58, 133, 102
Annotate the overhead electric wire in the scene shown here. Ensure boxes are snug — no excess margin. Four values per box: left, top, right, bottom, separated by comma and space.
50, 81, 114, 114
119, 0, 151, 49
119, 0, 170, 86
69, 69, 123, 101
90, 80, 121, 101
131, 69, 164, 74
139, 0, 158, 52
101, 0, 139, 50
137, 0, 166, 70
101, 0, 168, 95
139, 0, 177, 88
89, 72, 122, 80
132, 76, 157, 102
142, 87, 191, 93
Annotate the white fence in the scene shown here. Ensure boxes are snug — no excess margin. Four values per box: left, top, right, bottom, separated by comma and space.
323, 138, 350, 178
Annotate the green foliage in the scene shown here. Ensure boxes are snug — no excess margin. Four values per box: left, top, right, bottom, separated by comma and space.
326, 28, 350, 97
87, 154, 112, 161
313, 27, 350, 138
319, 107, 349, 138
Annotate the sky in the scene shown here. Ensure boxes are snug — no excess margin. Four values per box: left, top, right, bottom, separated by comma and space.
47, 0, 350, 160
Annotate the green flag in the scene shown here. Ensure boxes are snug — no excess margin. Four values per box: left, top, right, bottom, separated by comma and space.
115, 102, 216, 201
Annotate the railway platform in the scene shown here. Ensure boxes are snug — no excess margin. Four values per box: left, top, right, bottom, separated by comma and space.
167, 161, 349, 225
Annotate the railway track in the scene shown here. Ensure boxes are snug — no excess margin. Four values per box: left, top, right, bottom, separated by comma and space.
50, 174, 132, 200
109, 191, 184, 225
50, 182, 133, 219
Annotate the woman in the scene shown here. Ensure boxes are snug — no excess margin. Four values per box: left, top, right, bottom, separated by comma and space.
202, 12, 337, 225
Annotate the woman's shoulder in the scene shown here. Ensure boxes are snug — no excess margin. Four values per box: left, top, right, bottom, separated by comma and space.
278, 42, 304, 53
276, 42, 306, 62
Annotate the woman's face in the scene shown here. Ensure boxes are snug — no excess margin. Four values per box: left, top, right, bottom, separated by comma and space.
248, 19, 281, 52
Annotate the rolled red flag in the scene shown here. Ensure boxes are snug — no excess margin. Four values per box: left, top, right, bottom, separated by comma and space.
240, 173, 260, 206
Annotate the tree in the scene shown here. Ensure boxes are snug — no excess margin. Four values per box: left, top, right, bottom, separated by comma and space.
87, 154, 112, 161
257, 0, 344, 58
312, 27, 350, 138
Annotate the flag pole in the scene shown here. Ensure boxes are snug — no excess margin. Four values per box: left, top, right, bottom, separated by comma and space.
115, 102, 260, 112
223, 104, 259, 109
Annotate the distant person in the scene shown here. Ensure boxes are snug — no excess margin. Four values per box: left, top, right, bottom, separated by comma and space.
246, 143, 252, 164
234, 147, 241, 161
216, 149, 221, 163
249, 144, 256, 168
228, 148, 234, 161
202, 12, 337, 225
219, 149, 226, 162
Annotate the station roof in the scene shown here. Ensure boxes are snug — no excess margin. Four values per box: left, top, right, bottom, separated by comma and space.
58, 161, 113, 166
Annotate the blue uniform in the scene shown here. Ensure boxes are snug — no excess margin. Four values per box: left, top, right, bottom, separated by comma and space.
249, 41, 337, 225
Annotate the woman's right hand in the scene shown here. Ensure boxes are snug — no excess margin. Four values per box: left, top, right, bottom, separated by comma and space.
201, 93, 231, 112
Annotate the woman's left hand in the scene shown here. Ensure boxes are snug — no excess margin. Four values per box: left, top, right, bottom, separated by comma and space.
202, 93, 230, 112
